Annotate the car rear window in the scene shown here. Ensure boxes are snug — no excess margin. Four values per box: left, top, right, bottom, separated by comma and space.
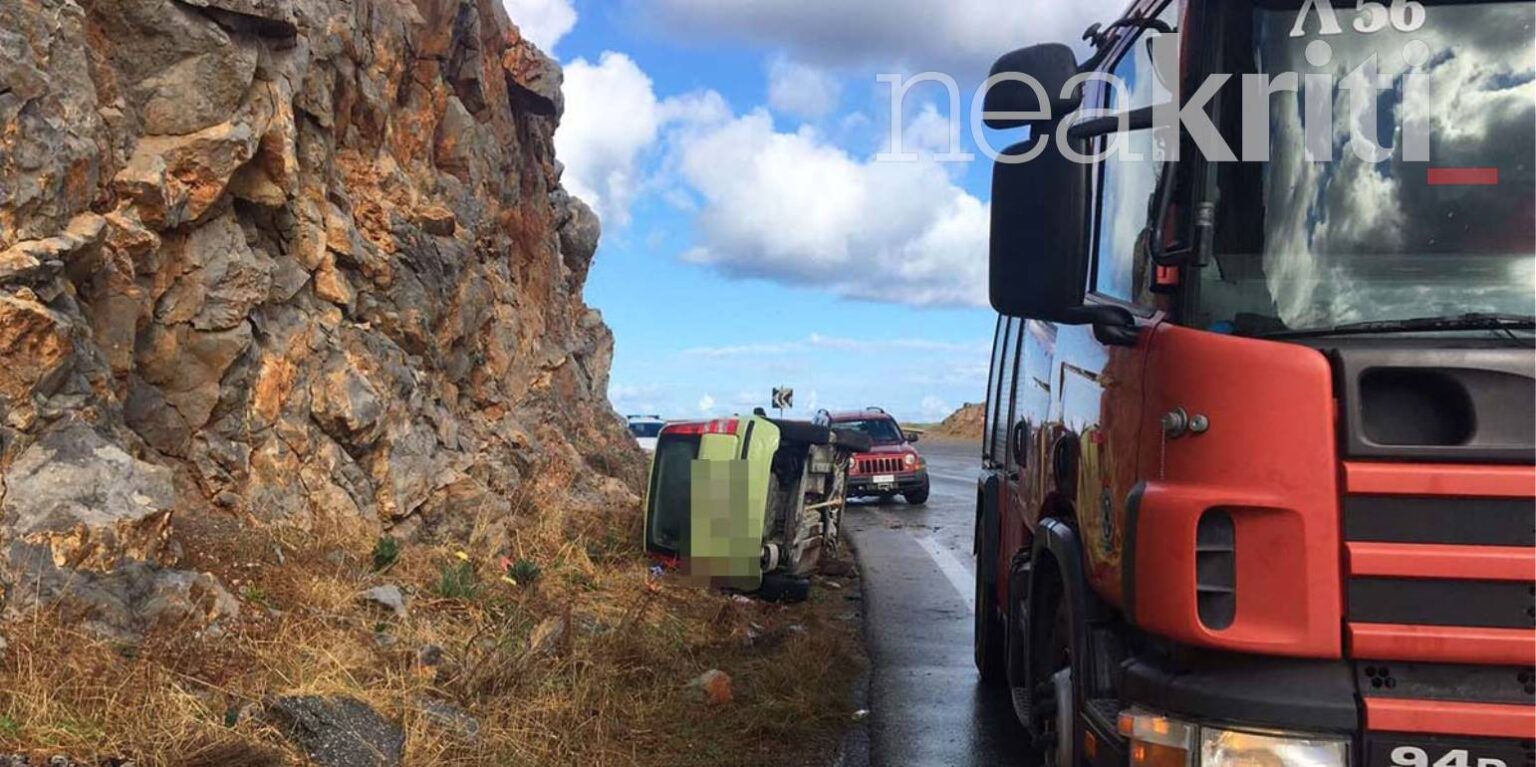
646, 434, 699, 553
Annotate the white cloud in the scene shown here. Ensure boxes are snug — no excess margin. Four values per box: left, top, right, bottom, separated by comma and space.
557, 55, 732, 227
557, 52, 664, 226
679, 334, 988, 358
768, 56, 842, 120
644, 0, 1126, 74
919, 395, 954, 422
501, 0, 577, 53
697, 393, 717, 414
670, 109, 989, 307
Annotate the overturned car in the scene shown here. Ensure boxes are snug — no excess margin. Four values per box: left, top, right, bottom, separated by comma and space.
643, 413, 872, 600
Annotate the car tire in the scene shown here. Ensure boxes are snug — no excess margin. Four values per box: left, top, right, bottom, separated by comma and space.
756, 573, 811, 603
904, 482, 929, 505
975, 535, 1006, 684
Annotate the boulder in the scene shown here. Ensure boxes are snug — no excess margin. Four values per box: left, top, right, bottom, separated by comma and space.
263, 696, 404, 767
417, 698, 480, 742
0, 293, 73, 406
1, 423, 175, 540
6, 544, 238, 641
358, 585, 408, 619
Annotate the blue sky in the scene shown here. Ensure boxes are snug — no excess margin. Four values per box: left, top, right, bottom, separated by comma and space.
504, 0, 1123, 422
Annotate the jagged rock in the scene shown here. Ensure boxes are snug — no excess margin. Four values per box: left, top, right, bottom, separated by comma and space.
0, 0, 644, 635
115, 90, 274, 229
263, 696, 404, 767
417, 698, 480, 742
559, 197, 601, 276
1, 423, 175, 541
0, 293, 73, 405
7, 544, 238, 641
358, 585, 407, 619
89, 0, 259, 136
502, 37, 564, 116
178, 0, 298, 30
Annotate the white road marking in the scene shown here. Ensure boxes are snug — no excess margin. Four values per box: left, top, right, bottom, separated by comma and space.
877, 511, 975, 611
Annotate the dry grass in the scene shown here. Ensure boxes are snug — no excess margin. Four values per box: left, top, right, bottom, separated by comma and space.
0, 481, 866, 766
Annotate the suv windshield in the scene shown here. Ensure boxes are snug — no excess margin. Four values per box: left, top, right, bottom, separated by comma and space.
836, 418, 905, 445
1195, 0, 1535, 335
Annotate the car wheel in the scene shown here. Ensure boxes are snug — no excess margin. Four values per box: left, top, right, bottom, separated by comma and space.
756, 573, 811, 603
903, 482, 929, 505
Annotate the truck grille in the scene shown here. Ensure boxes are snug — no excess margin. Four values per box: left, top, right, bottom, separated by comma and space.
854, 456, 902, 475
1341, 463, 1536, 740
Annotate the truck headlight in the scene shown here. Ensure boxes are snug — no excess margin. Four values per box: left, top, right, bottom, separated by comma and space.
904, 453, 917, 467
1123, 710, 1348, 767
1200, 727, 1347, 767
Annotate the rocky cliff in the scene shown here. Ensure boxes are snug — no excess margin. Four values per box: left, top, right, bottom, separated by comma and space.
0, 0, 639, 639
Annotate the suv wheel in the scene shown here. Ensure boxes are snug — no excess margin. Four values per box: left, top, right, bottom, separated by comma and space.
903, 481, 930, 505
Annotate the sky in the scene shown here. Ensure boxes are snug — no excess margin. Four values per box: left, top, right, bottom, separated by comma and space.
503, 0, 1125, 423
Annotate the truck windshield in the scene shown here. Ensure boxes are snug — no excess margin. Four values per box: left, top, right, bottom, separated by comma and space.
1195, 0, 1536, 335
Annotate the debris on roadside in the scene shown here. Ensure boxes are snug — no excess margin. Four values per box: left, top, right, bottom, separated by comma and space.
689, 669, 734, 706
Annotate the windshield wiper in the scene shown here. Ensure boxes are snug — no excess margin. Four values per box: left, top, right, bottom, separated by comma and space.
1259, 312, 1536, 340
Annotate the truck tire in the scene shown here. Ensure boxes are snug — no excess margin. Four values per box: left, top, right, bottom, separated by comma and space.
1005, 561, 1033, 728
975, 556, 1006, 683
1024, 557, 1075, 767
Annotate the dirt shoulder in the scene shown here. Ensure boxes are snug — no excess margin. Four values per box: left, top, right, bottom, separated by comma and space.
0, 506, 868, 766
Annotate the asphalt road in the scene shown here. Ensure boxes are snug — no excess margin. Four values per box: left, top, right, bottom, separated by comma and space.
842, 438, 1034, 767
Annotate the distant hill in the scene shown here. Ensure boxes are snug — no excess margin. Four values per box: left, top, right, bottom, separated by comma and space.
929, 402, 986, 441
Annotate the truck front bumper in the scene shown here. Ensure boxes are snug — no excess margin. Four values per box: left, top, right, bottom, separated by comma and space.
847, 468, 928, 497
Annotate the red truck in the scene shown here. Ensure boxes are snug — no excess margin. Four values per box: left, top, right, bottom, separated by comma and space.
975, 2, 1535, 767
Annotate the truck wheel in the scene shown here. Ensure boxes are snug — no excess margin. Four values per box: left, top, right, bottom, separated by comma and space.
1028, 566, 1074, 767
903, 482, 929, 505
974, 528, 1006, 684
1005, 562, 1032, 729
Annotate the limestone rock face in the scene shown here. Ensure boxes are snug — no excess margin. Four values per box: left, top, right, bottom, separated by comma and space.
0, 0, 640, 637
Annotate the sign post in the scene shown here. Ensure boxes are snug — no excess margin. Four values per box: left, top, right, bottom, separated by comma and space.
771, 387, 794, 418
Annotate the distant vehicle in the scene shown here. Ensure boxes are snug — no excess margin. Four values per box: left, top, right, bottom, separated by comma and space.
626, 415, 665, 452
642, 414, 871, 600
826, 407, 929, 505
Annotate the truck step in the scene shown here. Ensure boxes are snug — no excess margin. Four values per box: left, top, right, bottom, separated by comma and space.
1011, 686, 1032, 721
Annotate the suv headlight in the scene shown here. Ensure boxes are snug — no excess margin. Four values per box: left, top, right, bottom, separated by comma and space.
1123, 710, 1348, 767
904, 453, 917, 467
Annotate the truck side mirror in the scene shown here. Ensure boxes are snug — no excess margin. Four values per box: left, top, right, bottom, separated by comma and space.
989, 135, 1090, 320
983, 44, 1082, 129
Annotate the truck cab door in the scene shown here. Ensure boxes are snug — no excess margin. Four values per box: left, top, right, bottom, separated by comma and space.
1049, 7, 1178, 607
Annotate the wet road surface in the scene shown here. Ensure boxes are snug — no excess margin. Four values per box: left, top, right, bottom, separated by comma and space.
842, 438, 1034, 767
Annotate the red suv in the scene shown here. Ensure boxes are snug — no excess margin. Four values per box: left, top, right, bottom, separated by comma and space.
826, 408, 929, 505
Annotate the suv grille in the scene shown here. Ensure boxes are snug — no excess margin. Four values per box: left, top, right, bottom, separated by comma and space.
854, 457, 903, 474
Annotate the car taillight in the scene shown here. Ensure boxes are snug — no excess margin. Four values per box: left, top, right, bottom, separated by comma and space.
662, 419, 740, 436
